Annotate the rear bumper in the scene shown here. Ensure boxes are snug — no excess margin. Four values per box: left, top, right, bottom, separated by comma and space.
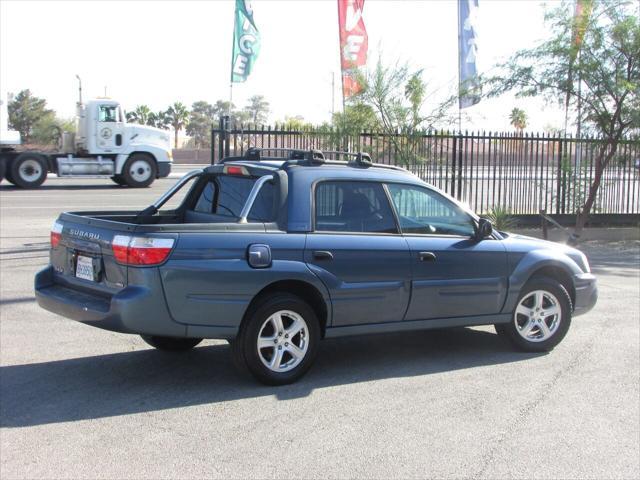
573, 272, 598, 316
35, 266, 187, 337
157, 161, 172, 178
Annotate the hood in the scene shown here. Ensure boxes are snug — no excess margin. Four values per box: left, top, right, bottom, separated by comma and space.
124, 124, 171, 150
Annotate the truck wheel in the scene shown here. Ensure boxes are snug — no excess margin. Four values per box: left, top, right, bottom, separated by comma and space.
140, 335, 202, 352
11, 153, 47, 188
121, 154, 156, 188
231, 293, 320, 385
496, 276, 572, 353
111, 175, 126, 186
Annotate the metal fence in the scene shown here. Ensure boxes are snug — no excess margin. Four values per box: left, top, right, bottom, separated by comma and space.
211, 121, 640, 216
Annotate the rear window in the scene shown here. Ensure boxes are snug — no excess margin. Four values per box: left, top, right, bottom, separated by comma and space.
193, 175, 275, 222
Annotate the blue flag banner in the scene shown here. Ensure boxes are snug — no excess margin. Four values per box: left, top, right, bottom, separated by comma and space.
458, 0, 481, 109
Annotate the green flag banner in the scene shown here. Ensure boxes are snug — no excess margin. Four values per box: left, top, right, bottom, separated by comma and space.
231, 0, 261, 83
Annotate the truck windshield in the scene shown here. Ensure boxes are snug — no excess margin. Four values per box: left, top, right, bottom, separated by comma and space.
194, 175, 275, 222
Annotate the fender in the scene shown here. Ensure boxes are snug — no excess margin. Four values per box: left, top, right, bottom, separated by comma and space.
501, 248, 582, 314
115, 144, 171, 175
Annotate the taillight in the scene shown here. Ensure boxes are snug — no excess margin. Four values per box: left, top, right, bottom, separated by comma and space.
112, 235, 175, 266
50, 221, 63, 248
223, 165, 249, 176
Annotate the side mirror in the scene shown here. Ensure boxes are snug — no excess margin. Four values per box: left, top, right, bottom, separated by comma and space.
476, 218, 493, 239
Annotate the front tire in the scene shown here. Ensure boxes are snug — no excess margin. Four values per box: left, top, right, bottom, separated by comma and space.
121, 153, 156, 188
231, 293, 320, 385
141, 335, 202, 352
497, 276, 572, 352
10, 153, 47, 188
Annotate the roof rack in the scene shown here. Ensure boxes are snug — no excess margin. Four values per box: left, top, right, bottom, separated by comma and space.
239, 147, 325, 165
221, 147, 407, 173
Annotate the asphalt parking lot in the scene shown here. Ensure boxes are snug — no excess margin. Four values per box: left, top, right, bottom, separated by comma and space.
1, 171, 639, 479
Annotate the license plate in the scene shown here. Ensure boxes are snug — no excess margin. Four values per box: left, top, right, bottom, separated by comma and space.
75, 255, 95, 281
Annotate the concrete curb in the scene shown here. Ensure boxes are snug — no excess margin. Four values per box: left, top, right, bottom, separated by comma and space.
512, 227, 639, 242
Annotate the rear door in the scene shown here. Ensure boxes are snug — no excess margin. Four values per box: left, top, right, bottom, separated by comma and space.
386, 183, 508, 321
305, 180, 412, 327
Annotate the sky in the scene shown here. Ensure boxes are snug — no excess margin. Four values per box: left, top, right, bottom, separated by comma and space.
0, 0, 567, 132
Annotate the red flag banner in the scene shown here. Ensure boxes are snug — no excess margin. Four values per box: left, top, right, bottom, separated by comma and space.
337, 0, 368, 98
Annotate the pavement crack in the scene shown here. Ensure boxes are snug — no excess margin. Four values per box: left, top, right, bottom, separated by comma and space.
472, 332, 598, 479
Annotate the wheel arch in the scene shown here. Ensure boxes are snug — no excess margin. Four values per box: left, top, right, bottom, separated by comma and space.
243, 279, 329, 338
115, 150, 159, 176
504, 251, 580, 314
526, 265, 576, 308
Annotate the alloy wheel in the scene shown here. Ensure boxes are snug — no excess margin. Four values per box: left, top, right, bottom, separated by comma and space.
514, 290, 562, 342
257, 310, 309, 373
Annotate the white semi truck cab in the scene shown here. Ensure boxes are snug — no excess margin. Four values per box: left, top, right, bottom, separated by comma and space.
0, 97, 173, 188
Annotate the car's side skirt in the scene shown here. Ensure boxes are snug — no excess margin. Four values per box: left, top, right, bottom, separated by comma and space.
324, 314, 512, 338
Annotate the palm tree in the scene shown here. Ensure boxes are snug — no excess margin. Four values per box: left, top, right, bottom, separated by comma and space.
126, 105, 152, 125
165, 102, 190, 148
509, 108, 528, 132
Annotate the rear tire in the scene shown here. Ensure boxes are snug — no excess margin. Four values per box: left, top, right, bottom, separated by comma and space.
231, 293, 320, 385
497, 276, 572, 352
141, 335, 202, 352
121, 153, 156, 188
10, 153, 47, 188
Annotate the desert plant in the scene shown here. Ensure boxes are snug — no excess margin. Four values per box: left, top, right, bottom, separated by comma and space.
484, 205, 517, 231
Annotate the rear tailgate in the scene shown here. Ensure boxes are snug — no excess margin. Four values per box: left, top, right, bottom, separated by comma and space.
51, 212, 137, 291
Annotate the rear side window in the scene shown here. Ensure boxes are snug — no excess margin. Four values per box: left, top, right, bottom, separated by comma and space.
193, 175, 275, 222
315, 181, 398, 234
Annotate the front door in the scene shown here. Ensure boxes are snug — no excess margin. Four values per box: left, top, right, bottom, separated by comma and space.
96, 104, 124, 152
386, 183, 508, 321
305, 180, 412, 327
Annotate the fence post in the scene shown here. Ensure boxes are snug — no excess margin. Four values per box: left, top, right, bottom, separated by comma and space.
210, 123, 216, 165
223, 115, 231, 158
450, 133, 457, 197
555, 135, 563, 214
456, 133, 464, 200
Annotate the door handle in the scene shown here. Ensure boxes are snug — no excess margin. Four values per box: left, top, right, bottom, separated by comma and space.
313, 250, 333, 261
419, 251, 437, 262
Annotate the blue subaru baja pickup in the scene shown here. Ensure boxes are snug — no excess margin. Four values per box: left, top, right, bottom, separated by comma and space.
35, 148, 597, 384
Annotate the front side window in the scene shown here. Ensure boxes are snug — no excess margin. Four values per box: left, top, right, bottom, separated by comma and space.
99, 105, 117, 122
315, 181, 398, 234
387, 184, 475, 237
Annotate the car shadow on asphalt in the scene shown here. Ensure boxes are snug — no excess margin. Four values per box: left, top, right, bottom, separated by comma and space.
0, 327, 544, 428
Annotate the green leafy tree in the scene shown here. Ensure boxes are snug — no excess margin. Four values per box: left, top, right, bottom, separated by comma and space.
31, 115, 75, 147
281, 115, 309, 129
509, 107, 528, 131
244, 95, 270, 125
354, 58, 457, 165
332, 102, 380, 132
165, 102, 190, 148
126, 105, 152, 125
7, 89, 53, 143
210, 100, 249, 126
186, 101, 216, 149
485, 0, 639, 234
